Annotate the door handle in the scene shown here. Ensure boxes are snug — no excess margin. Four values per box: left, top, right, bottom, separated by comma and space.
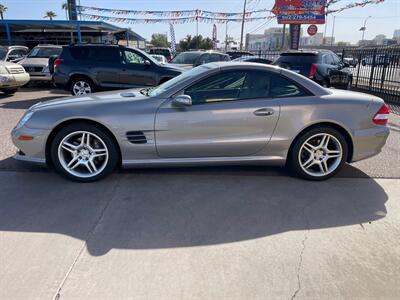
254, 108, 274, 116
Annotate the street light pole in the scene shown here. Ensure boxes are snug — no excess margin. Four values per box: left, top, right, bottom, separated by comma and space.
330, 15, 336, 46
239, 0, 247, 50
361, 16, 372, 41
225, 21, 229, 52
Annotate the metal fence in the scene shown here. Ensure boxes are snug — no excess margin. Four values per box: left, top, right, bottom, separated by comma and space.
242, 46, 400, 108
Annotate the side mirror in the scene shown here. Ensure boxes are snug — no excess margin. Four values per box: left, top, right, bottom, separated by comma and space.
144, 60, 151, 67
172, 95, 192, 107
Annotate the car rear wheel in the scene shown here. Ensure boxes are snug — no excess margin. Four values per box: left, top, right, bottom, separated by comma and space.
70, 77, 95, 96
50, 123, 119, 182
289, 127, 348, 181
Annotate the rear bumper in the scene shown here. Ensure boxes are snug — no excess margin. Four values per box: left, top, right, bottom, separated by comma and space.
351, 126, 390, 162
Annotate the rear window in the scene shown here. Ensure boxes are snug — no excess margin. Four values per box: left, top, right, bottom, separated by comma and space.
274, 53, 318, 65
171, 52, 202, 64
69, 47, 120, 63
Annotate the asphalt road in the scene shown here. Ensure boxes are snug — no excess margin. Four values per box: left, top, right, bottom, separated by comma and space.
1, 87, 400, 299
1, 86, 399, 179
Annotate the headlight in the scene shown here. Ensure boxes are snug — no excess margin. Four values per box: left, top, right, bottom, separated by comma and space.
0, 66, 9, 74
15, 111, 34, 129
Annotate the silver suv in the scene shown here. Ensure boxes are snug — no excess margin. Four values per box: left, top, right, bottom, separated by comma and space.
19, 45, 62, 82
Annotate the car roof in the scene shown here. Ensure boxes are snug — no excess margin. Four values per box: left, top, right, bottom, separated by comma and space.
35, 44, 62, 48
281, 49, 332, 55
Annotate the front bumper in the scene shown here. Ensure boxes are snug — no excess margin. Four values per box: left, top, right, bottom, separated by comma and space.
351, 126, 390, 162
11, 126, 50, 165
27, 73, 52, 81
0, 73, 30, 88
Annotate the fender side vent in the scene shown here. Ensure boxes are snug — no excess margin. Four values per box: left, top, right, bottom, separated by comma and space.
126, 131, 147, 144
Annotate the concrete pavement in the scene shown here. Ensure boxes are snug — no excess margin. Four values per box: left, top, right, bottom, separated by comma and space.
1, 172, 399, 300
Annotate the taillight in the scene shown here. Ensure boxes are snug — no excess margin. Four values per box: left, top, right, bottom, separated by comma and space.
309, 63, 317, 79
373, 103, 390, 125
54, 58, 63, 69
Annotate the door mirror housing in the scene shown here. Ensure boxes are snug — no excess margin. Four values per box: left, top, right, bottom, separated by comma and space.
172, 95, 192, 107
144, 60, 151, 67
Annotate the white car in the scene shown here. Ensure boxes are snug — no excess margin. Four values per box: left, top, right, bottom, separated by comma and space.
151, 54, 167, 64
0, 61, 30, 94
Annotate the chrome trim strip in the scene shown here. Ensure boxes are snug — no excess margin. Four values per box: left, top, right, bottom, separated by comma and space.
122, 156, 286, 167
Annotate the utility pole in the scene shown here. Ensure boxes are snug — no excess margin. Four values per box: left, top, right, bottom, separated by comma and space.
281, 24, 286, 49
330, 15, 336, 46
225, 21, 229, 51
239, 0, 247, 50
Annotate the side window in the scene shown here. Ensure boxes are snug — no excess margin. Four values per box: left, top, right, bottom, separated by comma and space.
184, 71, 246, 104
331, 53, 341, 65
210, 53, 220, 62
238, 71, 271, 99
322, 54, 333, 64
270, 74, 308, 98
122, 49, 145, 64
198, 53, 210, 65
93, 48, 120, 63
8, 49, 22, 60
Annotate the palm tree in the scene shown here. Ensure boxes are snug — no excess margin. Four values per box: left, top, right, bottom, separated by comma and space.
62, 2, 68, 20
0, 4, 7, 20
44, 11, 57, 21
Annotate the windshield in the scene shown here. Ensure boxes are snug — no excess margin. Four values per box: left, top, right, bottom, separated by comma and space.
171, 52, 201, 64
28, 47, 62, 58
0, 48, 7, 60
148, 65, 210, 97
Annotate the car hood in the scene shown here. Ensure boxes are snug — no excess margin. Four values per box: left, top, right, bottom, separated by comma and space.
19, 57, 48, 66
168, 63, 194, 70
30, 89, 150, 111
161, 63, 186, 72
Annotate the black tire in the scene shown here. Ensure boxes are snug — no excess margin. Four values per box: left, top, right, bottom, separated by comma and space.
50, 122, 119, 182
288, 126, 348, 181
2, 88, 18, 95
69, 76, 96, 96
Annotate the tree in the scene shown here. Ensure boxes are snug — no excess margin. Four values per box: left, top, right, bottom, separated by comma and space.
0, 4, 7, 20
62, 2, 68, 20
44, 11, 57, 21
150, 33, 169, 48
178, 35, 213, 51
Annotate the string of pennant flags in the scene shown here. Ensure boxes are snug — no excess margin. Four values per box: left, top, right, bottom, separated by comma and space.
78, 0, 385, 25
76, 5, 271, 18
80, 13, 275, 25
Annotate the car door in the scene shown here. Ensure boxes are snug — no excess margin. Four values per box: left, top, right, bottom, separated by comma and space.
325, 53, 345, 87
81, 47, 121, 88
154, 70, 280, 158
119, 48, 157, 88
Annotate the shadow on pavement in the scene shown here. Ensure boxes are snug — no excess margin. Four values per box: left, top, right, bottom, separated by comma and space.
0, 163, 388, 256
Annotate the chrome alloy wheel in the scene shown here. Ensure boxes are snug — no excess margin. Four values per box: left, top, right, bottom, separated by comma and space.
58, 131, 109, 179
72, 81, 91, 95
298, 133, 343, 177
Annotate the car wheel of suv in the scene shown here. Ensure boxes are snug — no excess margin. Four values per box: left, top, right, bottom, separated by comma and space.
289, 127, 348, 181
70, 77, 95, 96
50, 123, 119, 182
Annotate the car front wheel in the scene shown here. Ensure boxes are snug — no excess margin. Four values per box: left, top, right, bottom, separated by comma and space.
50, 123, 119, 182
289, 127, 348, 180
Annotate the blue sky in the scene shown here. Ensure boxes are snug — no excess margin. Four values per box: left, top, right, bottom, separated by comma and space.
1, 0, 399, 44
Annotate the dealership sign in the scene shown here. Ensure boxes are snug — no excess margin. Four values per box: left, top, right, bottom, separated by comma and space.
274, 0, 326, 25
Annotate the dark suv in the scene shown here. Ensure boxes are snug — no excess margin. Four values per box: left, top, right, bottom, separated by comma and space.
52, 44, 184, 96
273, 50, 353, 89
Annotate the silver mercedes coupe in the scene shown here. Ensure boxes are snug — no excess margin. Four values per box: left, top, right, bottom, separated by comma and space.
12, 62, 390, 182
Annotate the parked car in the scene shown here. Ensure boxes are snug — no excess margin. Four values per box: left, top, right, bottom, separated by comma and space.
361, 54, 390, 66
0, 46, 29, 63
19, 45, 62, 82
336, 53, 358, 67
273, 50, 353, 89
151, 54, 167, 64
171, 51, 230, 69
232, 56, 272, 64
148, 48, 173, 62
52, 44, 184, 96
226, 51, 254, 60
12, 62, 389, 182
0, 61, 30, 94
